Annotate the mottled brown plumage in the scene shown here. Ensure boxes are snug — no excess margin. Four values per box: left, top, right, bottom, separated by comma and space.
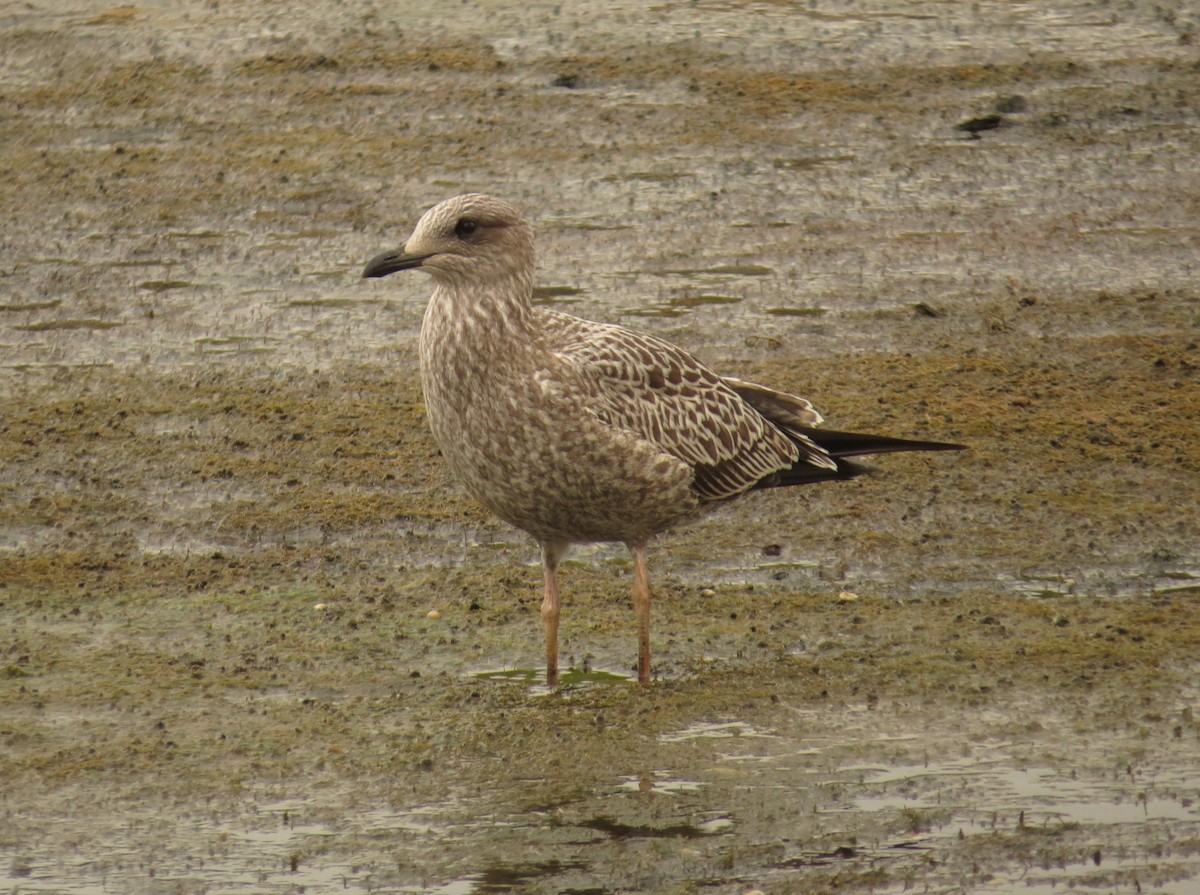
364, 194, 963, 685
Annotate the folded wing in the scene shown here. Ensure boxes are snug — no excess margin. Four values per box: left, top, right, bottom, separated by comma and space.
544, 313, 840, 500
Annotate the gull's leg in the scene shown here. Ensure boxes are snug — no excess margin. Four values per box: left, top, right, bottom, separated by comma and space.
630, 545, 652, 684
540, 542, 566, 687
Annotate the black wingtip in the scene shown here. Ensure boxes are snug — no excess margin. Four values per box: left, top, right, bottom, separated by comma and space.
749, 429, 963, 492
800, 427, 966, 458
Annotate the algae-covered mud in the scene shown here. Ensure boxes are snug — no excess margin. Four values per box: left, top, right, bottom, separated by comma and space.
2, 1, 1199, 893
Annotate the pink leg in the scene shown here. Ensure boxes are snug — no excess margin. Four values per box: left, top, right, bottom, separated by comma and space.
631, 545, 652, 684
541, 543, 565, 687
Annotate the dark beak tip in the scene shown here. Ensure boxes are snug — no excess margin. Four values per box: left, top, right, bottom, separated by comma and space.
362, 249, 428, 279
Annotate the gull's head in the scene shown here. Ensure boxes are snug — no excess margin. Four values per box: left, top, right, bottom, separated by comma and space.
362, 194, 533, 287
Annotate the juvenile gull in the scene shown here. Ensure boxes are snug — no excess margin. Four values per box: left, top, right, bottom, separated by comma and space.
363, 194, 963, 686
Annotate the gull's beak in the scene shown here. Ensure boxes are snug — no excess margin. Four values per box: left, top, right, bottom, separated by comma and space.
362, 248, 432, 278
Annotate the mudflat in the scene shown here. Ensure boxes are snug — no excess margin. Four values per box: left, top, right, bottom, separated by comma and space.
2, 2, 1198, 893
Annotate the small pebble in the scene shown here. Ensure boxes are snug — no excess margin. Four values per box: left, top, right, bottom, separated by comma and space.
956, 113, 1004, 134
996, 94, 1028, 114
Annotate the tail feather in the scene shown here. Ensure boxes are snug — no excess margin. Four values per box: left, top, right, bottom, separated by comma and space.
753, 454, 873, 489
723, 375, 965, 492
751, 425, 965, 491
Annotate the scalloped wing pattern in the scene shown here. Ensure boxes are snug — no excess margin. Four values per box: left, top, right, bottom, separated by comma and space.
539, 311, 833, 500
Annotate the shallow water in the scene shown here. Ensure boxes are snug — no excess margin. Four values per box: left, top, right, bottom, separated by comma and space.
4, 688, 1196, 894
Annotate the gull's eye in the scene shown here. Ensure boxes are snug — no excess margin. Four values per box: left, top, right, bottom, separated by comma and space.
455, 219, 478, 239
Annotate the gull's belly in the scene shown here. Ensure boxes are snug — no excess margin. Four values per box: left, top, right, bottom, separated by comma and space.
422, 371, 702, 545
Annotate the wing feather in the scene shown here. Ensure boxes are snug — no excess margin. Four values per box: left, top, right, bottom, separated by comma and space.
537, 311, 815, 500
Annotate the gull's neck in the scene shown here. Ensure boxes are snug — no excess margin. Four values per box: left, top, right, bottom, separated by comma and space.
420, 265, 539, 405
428, 266, 535, 342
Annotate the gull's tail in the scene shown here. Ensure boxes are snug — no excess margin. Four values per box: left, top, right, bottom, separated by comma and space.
724, 377, 965, 489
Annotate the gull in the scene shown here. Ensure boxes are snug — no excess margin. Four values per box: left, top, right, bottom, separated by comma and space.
363, 194, 963, 686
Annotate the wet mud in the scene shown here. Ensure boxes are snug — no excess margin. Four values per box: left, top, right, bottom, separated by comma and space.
2, 1, 1199, 893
